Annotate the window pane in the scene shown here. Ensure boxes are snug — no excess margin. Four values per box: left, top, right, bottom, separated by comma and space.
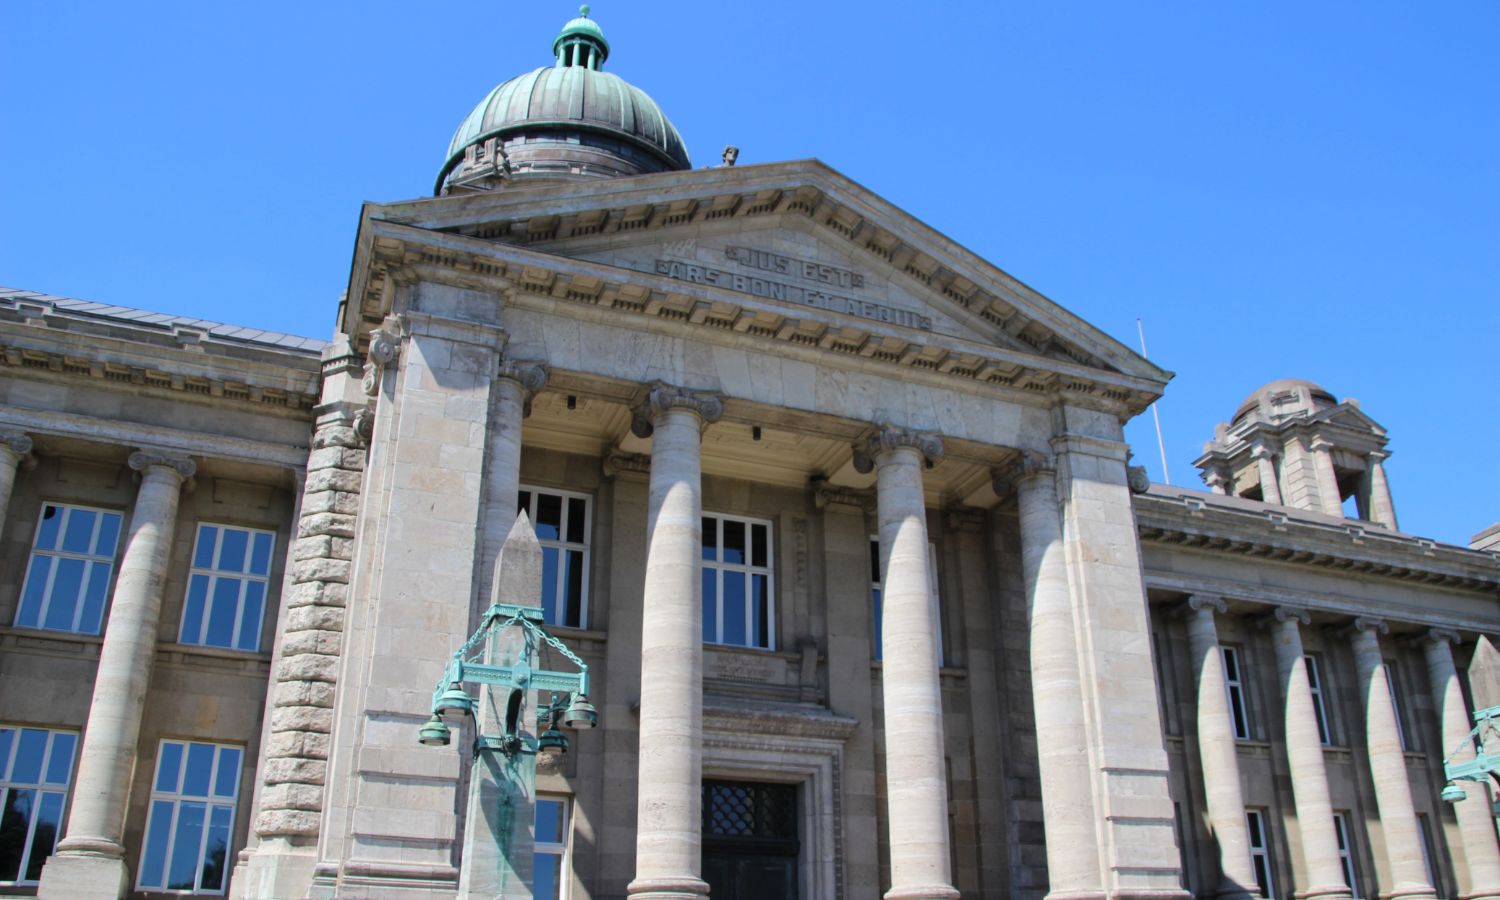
204, 578, 242, 648
25, 791, 64, 881
35, 504, 63, 551
44, 734, 75, 786
752, 524, 768, 568
872, 587, 883, 661
723, 520, 746, 565
79, 561, 111, 634
156, 743, 184, 793
201, 805, 232, 892
869, 540, 881, 585
722, 571, 746, 646
214, 748, 241, 799
702, 568, 717, 642
540, 546, 560, 626
566, 498, 586, 544
139, 800, 175, 888
94, 513, 122, 557
12, 729, 48, 784
0, 788, 36, 881
702, 516, 717, 561
563, 550, 584, 628
0, 729, 12, 776
753, 574, 769, 648
534, 853, 561, 900
535, 799, 564, 844
218, 529, 248, 574
518, 490, 532, 516
42, 558, 85, 631
61, 508, 96, 554
249, 531, 274, 576
1222, 647, 1240, 680
194, 527, 219, 568
535, 493, 562, 541
237, 582, 265, 652
167, 801, 206, 889
182, 744, 215, 797
16, 555, 52, 628
181, 575, 210, 645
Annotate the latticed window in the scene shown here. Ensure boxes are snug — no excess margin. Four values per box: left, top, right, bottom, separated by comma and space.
16, 503, 123, 634
702, 515, 773, 649
518, 488, 591, 629
0, 726, 77, 885
703, 780, 798, 846
179, 524, 275, 652
138, 741, 242, 894
534, 796, 570, 899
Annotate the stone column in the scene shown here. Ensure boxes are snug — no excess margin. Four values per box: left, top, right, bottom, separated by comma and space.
475, 360, 546, 606
1182, 596, 1257, 899
39, 450, 196, 900
855, 427, 957, 900
1251, 443, 1283, 505
1366, 452, 1398, 530
1269, 608, 1351, 899
627, 384, 721, 900
1003, 454, 1102, 898
1311, 438, 1344, 516
0, 430, 34, 535
1349, 618, 1435, 898
1424, 631, 1500, 898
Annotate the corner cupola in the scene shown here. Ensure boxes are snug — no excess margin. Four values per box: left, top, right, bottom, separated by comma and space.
436, 6, 691, 195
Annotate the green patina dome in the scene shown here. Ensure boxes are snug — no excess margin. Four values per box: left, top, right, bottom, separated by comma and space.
436, 7, 690, 193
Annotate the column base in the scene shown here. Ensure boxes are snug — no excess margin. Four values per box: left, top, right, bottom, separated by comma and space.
36, 850, 129, 900
1043, 893, 1109, 900
1295, 884, 1355, 900
885, 884, 961, 900
1379, 888, 1439, 900
628, 875, 711, 899
229, 836, 318, 900
1459, 892, 1500, 900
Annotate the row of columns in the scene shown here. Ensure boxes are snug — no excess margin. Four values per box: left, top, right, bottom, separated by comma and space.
1183, 598, 1500, 899
1221, 437, 1397, 530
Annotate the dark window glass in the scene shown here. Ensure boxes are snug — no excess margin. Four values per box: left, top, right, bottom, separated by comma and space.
723, 520, 746, 565
702, 517, 717, 561
722, 572, 746, 646
751, 524, 768, 568
535, 493, 563, 541
567, 498, 587, 544
702, 568, 717, 643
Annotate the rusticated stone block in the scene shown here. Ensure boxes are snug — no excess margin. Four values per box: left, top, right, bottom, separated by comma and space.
269, 705, 334, 735
291, 557, 350, 584
255, 808, 321, 838
279, 629, 343, 658
307, 446, 367, 471
276, 653, 339, 684
259, 781, 326, 812
300, 490, 360, 517
312, 424, 362, 449
263, 757, 328, 786
298, 511, 356, 538
286, 604, 345, 632
305, 468, 363, 493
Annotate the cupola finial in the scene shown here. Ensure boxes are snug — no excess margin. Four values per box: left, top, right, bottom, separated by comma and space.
553, 4, 609, 70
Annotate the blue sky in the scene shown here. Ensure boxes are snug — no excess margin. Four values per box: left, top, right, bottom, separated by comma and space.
3, 2, 1496, 545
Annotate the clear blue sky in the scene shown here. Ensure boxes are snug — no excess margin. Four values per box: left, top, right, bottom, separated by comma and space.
3, 2, 1496, 546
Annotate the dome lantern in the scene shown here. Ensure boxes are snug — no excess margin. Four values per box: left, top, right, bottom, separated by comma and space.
553, 5, 609, 71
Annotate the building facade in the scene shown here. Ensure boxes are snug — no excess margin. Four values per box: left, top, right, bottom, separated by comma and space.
3, 10, 1498, 900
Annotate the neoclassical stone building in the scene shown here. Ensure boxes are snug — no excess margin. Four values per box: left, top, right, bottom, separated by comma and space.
3, 9, 1498, 900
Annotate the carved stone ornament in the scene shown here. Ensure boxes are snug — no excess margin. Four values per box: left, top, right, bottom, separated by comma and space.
353, 409, 376, 445
1273, 606, 1312, 626
1426, 627, 1460, 646
1352, 616, 1389, 636
362, 315, 406, 397
811, 481, 875, 512
629, 383, 724, 438
128, 450, 197, 482
0, 430, 34, 462
601, 450, 651, 479
1184, 594, 1227, 616
1127, 464, 1151, 495
496, 359, 548, 394
993, 449, 1055, 492
850, 426, 944, 474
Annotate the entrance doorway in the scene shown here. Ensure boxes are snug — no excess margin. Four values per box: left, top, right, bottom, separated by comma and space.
701, 779, 800, 900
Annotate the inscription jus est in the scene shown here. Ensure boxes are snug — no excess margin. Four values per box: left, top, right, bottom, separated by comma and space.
652, 245, 933, 331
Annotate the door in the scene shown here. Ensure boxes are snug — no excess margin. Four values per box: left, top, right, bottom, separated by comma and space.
702, 780, 800, 900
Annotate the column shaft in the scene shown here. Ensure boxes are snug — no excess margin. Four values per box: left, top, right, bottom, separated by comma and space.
630, 402, 711, 900
1013, 468, 1102, 896
1368, 457, 1398, 530
1350, 623, 1435, 898
1424, 635, 1500, 897
1313, 445, 1344, 516
40, 453, 193, 900
476, 364, 545, 606
1254, 450, 1283, 505
1184, 600, 1257, 898
1270, 612, 1351, 898
874, 440, 957, 900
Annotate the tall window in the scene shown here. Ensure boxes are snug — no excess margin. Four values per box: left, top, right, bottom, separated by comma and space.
534, 796, 570, 900
1333, 811, 1360, 898
870, 539, 942, 663
1386, 662, 1416, 752
1246, 809, 1274, 899
1417, 814, 1439, 896
519, 488, 590, 629
138, 741, 242, 894
16, 503, 122, 635
1306, 654, 1332, 745
179, 524, 275, 652
1223, 646, 1251, 740
0, 726, 77, 885
702, 514, 773, 649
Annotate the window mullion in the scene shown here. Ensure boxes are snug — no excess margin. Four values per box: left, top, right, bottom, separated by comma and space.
35, 549, 62, 629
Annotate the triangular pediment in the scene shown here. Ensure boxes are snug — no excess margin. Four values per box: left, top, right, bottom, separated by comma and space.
366, 160, 1170, 387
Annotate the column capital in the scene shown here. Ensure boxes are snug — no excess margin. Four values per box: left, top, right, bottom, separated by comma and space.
630, 383, 724, 437
1350, 616, 1388, 636
851, 426, 944, 473
1309, 435, 1338, 454
128, 450, 197, 482
1366, 449, 1391, 464
1424, 627, 1460, 647
1273, 606, 1312, 626
0, 430, 34, 467
496, 358, 548, 394
1183, 594, 1227, 616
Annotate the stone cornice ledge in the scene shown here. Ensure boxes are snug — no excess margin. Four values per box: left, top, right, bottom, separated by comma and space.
703, 698, 858, 741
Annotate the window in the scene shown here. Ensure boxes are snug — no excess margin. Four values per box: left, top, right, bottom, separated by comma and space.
1306, 654, 1332, 745
179, 525, 274, 652
1386, 661, 1415, 752
1416, 813, 1439, 895
0, 726, 76, 885
1223, 646, 1251, 740
870, 538, 942, 664
702, 514, 773, 649
534, 797, 570, 900
519, 488, 591, 629
138, 741, 242, 894
15, 503, 123, 635
1333, 812, 1360, 898
1246, 809, 1274, 899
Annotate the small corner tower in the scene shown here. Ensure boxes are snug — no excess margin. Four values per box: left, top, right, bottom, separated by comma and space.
435, 5, 692, 194
1193, 379, 1398, 528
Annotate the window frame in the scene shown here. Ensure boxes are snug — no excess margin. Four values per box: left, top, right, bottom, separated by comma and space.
1416, 813, 1440, 896
1305, 653, 1333, 746
533, 795, 571, 900
15, 501, 124, 635
1386, 659, 1416, 752
1333, 811, 1360, 898
177, 523, 277, 652
518, 486, 592, 630
1246, 808, 1275, 899
701, 513, 775, 650
869, 537, 942, 664
136, 740, 243, 895
1223, 645, 1251, 740
0, 725, 78, 886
